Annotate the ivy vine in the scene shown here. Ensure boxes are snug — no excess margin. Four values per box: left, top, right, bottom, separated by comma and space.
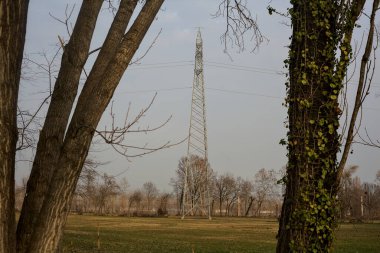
278, 0, 359, 252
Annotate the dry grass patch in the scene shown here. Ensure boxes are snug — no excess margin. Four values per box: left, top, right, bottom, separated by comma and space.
62, 215, 380, 253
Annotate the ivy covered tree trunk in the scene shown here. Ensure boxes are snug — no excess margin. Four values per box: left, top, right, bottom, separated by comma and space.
0, 1, 29, 252
276, 0, 368, 252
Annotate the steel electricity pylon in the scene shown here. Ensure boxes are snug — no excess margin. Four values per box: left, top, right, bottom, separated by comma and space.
181, 30, 211, 220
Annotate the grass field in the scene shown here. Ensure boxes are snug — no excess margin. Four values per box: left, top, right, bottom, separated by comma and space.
62, 215, 380, 253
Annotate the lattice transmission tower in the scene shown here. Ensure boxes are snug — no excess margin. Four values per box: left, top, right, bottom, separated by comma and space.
181, 30, 211, 220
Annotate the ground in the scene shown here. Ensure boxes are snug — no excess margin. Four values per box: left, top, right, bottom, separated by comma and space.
61, 215, 380, 253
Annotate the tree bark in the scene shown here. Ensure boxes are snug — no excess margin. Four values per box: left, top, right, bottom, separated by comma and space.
276, 1, 366, 252
27, 1, 164, 252
78, 0, 138, 102
0, 1, 29, 252
16, 2, 103, 252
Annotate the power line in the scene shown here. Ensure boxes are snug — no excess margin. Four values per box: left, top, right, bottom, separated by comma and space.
127, 60, 380, 87
362, 106, 380, 111
131, 60, 193, 66
205, 60, 284, 74
128, 60, 284, 75
120, 86, 380, 111
121, 86, 284, 100
205, 63, 283, 75
120, 86, 283, 99
119, 87, 191, 94
128, 63, 193, 70
206, 87, 283, 99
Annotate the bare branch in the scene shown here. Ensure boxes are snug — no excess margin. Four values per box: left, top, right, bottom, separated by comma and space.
17, 48, 61, 151
49, 4, 76, 38
130, 28, 162, 65
355, 128, 380, 148
93, 93, 186, 160
338, 0, 380, 176
213, 0, 266, 53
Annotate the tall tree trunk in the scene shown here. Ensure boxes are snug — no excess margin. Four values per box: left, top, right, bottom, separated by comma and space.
245, 196, 254, 217
27, 1, 164, 252
276, 1, 366, 252
0, 1, 29, 252
219, 199, 222, 216
16, 2, 103, 252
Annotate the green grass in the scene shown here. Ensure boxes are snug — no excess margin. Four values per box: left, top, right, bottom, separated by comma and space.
62, 215, 380, 253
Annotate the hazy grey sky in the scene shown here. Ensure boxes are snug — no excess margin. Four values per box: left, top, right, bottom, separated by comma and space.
16, 0, 380, 191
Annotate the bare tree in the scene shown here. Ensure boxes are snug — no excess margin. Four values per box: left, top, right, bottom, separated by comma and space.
157, 192, 171, 216
143, 181, 158, 211
172, 155, 212, 216
128, 190, 143, 216
338, 166, 359, 219
224, 176, 238, 216
214, 173, 236, 216
119, 177, 129, 213
170, 174, 184, 215
253, 168, 278, 216
362, 182, 380, 220
338, 167, 380, 221
74, 158, 103, 213
94, 173, 120, 215
350, 177, 364, 218
236, 178, 254, 217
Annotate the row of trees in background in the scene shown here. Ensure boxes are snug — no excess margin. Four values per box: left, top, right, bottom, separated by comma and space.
16, 169, 165, 217
14, 170, 278, 218
171, 156, 380, 220
16, 162, 282, 217
16, 159, 380, 220
75, 164, 380, 220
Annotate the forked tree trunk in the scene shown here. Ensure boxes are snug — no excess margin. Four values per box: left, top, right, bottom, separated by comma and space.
16, 2, 103, 252
16, 0, 139, 252
276, 1, 366, 252
27, 1, 164, 252
0, 1, 29, 252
